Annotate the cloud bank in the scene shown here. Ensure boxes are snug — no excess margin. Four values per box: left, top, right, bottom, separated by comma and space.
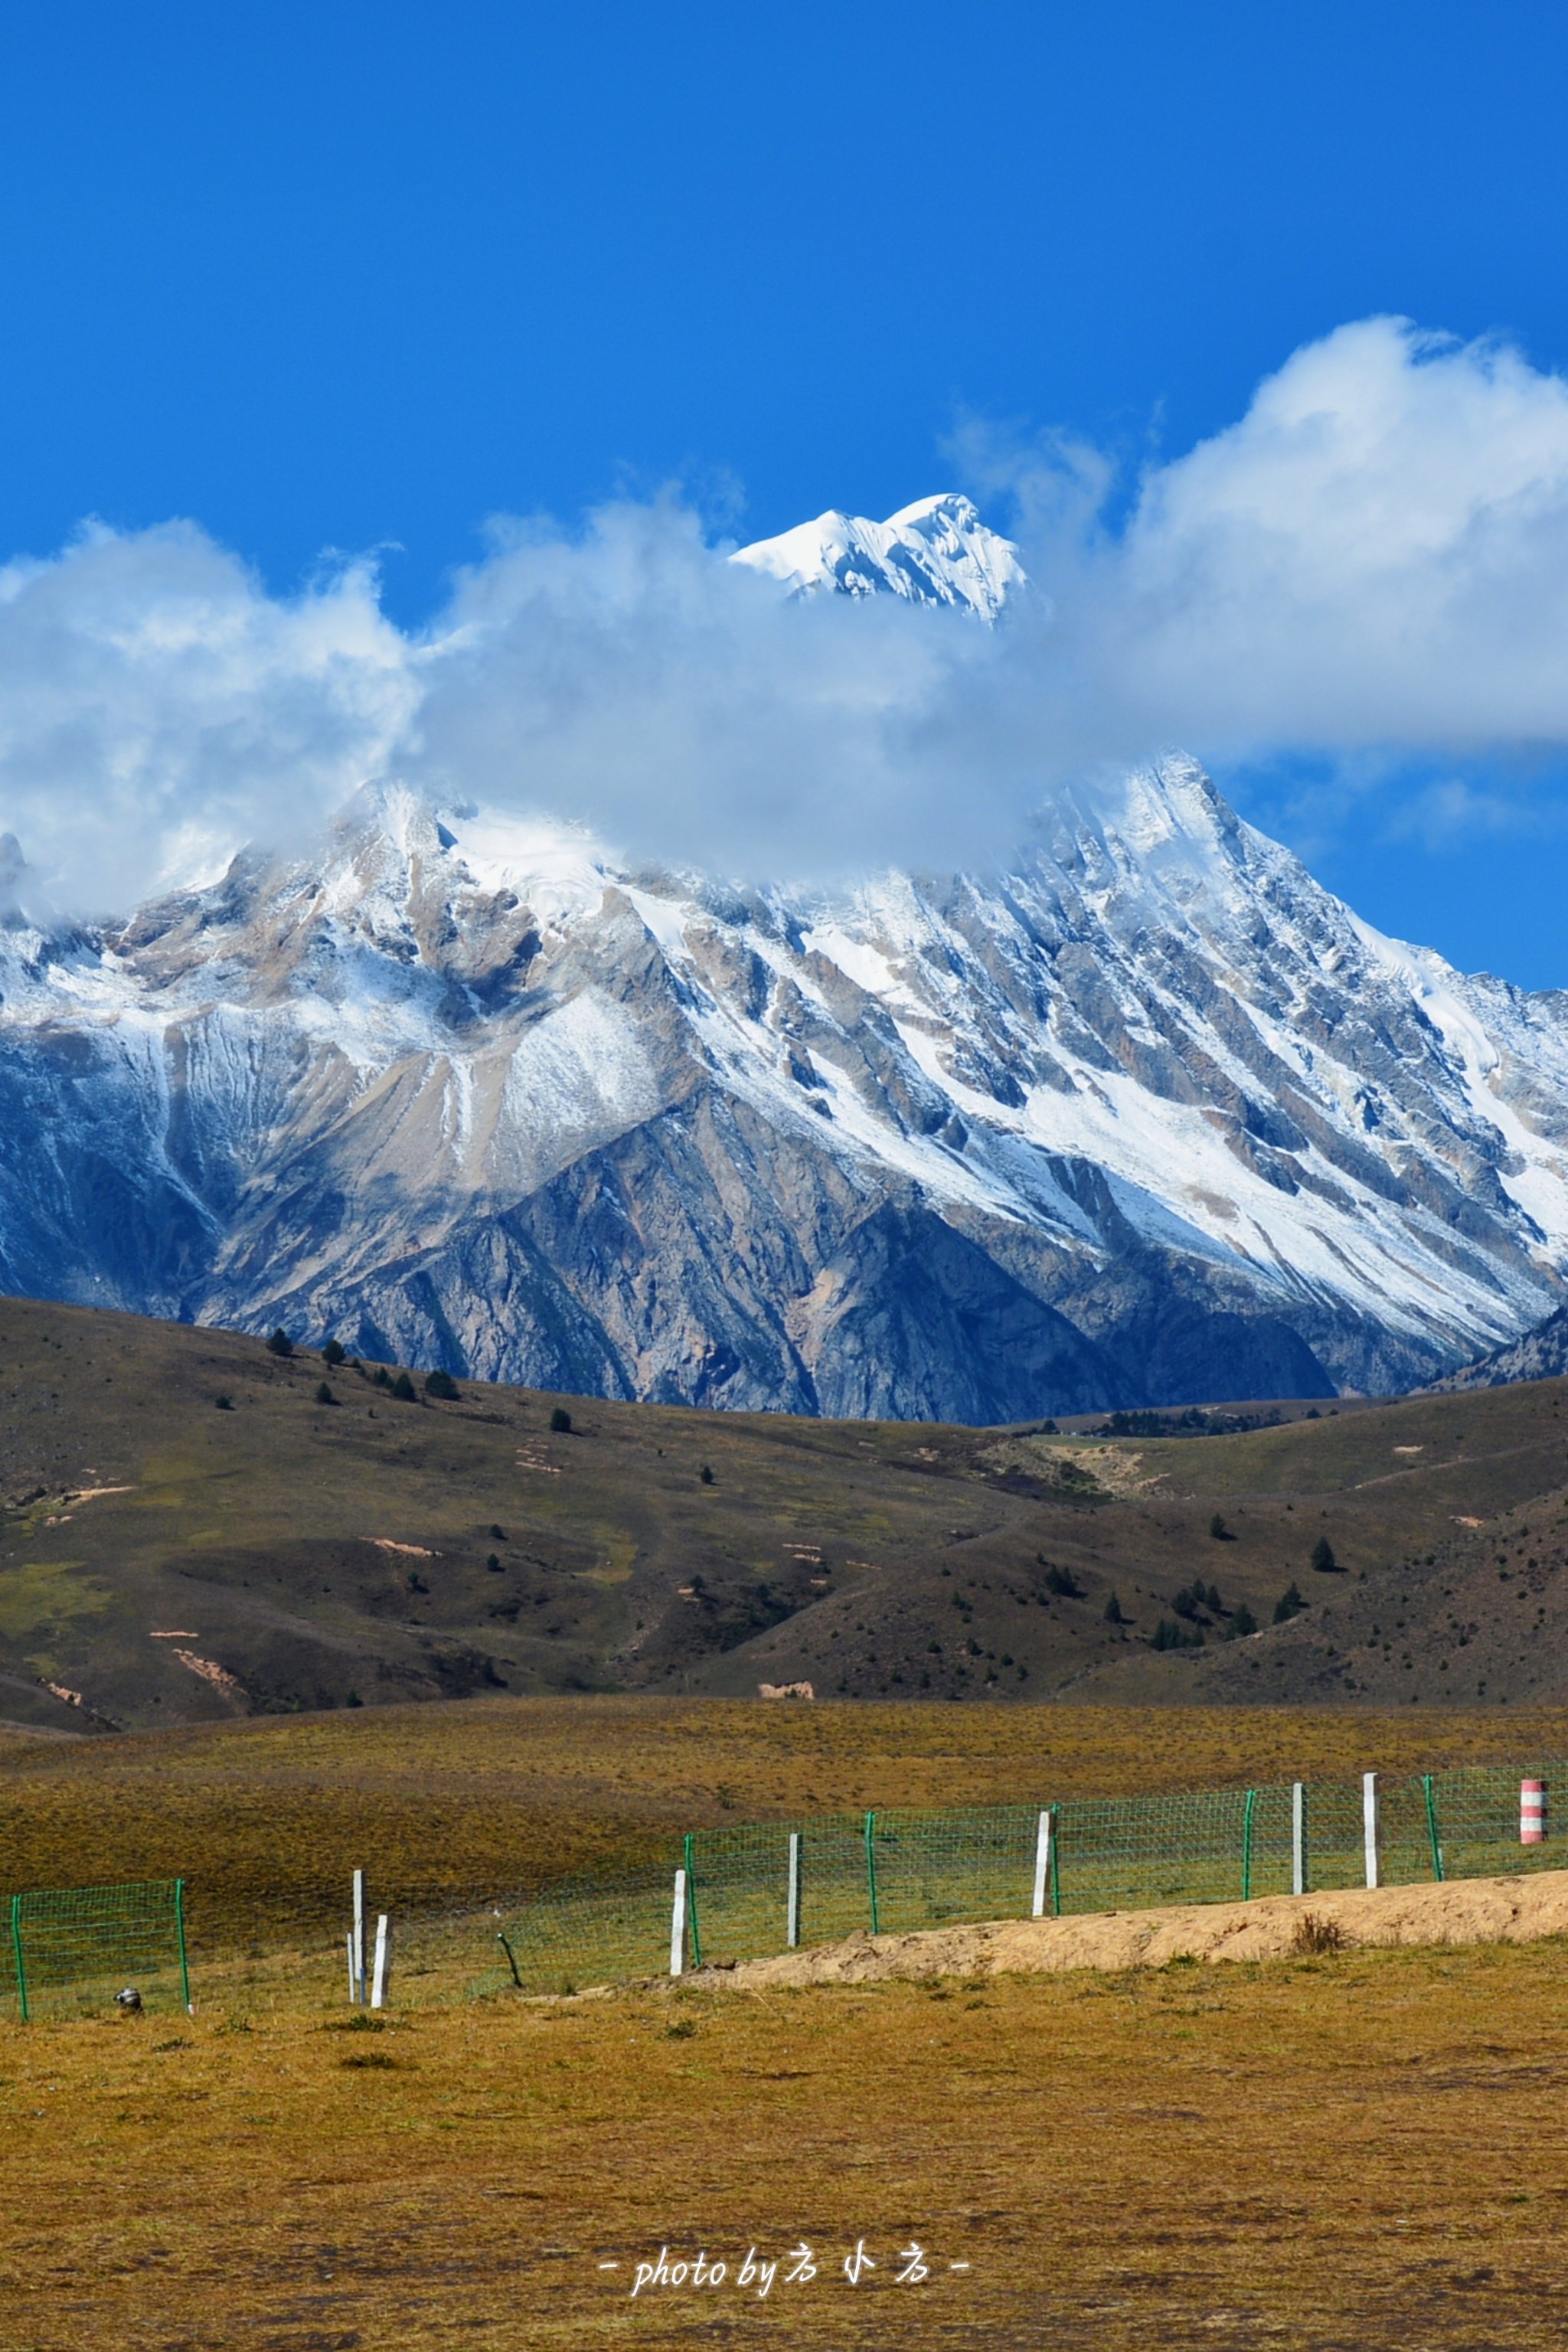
8, 314, 1568, 910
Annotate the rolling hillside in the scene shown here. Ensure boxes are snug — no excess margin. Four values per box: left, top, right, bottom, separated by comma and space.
7, 1294, 1568, 1730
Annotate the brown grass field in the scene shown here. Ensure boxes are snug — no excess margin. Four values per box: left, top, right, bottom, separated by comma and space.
6, 1700, 1568, 2346
6, 1935, 1568, 2348
6, 1696, 1568, 1945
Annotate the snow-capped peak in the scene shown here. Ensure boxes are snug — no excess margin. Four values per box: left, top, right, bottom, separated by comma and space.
731, 492, 1025, 621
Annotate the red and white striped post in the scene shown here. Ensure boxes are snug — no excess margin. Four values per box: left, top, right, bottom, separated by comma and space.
1521, 1779, 1547, 1846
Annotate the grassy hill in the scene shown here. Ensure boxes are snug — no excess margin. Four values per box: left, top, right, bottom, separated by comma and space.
5, 1292, 1568, 1730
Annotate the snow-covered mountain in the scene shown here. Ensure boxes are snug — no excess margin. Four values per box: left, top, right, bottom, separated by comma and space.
2, 498, 1566, 1419
730, 492, 1026, 620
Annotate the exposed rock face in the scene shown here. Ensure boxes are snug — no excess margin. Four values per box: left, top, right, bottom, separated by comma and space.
2, 752, 1566, 1419
1425, 1301, 1568, 1391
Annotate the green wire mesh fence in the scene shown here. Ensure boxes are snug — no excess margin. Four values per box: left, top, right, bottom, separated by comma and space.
483, 1758, 1568, 1998
8, 1759, 1568, 2017
487, 1854, 683, 1998
7, 1880, 189, 2022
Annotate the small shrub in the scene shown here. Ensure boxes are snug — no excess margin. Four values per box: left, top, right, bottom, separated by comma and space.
549, 1406, 573, 1433
265, 1328, 293, 1358
424, 1369, 459, 1401
345, 1690, 362, 1707
486, 1553, 502, 1573
699, 1464, 714, 1485
1273, 1582, 1305, 1624
1311, 1536, 1340, 1574
1103, 1591, 1125, 1625
489, 1524, 506, 1540
213, 1393, 233, 1411
315, 1380, 335, 1405
371, 1366, 392, 1390
1226, 1602, 1258, 1638
1291, 1912, 1348, 1956
1209, 1513, 1230, 1540
322, 1338, 346, 1367
665, 2017, 697, 2040
1044, 1563, 1083, 1599
392, 1372, 417, 1403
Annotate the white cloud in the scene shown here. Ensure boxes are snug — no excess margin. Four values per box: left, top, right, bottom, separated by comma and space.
9, 315, 1568, 910
1014, 315, 1568, 757
0, 522, 413, 910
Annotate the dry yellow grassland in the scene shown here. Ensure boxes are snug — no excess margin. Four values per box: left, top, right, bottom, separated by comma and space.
7, 1699, 1568, 1945
4, 1932, 1568, 2349
7, 1704, 1568, 2344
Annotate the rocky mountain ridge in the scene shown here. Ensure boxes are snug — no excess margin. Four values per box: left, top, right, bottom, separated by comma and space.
2, 498, 1567, 1417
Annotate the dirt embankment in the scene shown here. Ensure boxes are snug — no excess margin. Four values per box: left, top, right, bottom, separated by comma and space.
697, 1867, 1568, 1990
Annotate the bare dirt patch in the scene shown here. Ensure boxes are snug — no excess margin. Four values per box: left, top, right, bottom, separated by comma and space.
717, 1867, 1568, 1989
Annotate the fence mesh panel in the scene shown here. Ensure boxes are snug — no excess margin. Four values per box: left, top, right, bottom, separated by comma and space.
8, 1880, 188, 2020
1428, 1762, 1562, 1883
1051, 1788, 1254, 1914
491, 1857, 681, 1997
871, 1805, 1045, 1935
688, 1814, 871, 1965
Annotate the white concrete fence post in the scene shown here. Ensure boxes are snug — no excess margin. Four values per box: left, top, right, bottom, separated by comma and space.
786, 1833, 802, 1950
1032, 1810, 1054, 1919
370, 1913, 390, 2009
670, 1867, 688, 1978
1363, 1772, 1381, 1890
1291, 1782, 1308, 1897
351, 1869, 366, 2005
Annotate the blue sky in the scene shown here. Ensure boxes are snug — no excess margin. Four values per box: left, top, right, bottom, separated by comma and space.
4, 2, 1568, 978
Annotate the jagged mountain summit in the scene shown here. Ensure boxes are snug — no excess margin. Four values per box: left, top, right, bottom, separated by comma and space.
730, 492, 1026, 620
2, 498, 1566, 1420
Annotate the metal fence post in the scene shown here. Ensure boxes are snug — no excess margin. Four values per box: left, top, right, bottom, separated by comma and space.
1050, 1806, 1061, 1916
175, 1878, 191, 2013
864, 1811, 880, 1936
1363, 1772, 1381, 1890
11, 1893, 26, 2024
1031, 1810, 1053, 1919
1241, 1789, 1256, 1902
786, 1831, 802, 1949
683, 1832, 702, 1968
1292, 1782, 1308, 1896
1423, 1773, 1444, 1881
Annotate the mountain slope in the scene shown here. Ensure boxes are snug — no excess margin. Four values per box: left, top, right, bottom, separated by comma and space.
1423, 1300, 1568, 1392
2, 496, 1567, 1414
9, 1296, 1568, 1733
